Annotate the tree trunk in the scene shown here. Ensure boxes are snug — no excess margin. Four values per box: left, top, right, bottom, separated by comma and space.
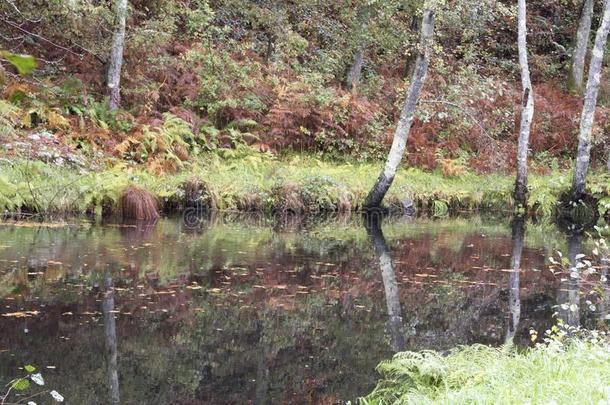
346, 6, 370, 92
514, 0, 534, 207
571, 0, 595, 92
505, 217, 524, 345
364, 9, 434, 209
346, 48, 364, 91
572, 0, 610, 200
107, 0, 128, 111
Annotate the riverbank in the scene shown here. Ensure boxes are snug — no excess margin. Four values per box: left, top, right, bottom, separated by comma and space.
362, 338, 610, 404
1, 154, 609, 218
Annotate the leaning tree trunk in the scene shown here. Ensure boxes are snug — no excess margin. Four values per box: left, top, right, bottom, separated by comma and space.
364, 9, 434, 209
107, 0, 128, 111
572, 0, 610, 200
514, 0, 534, 207
571, 0, 595, 92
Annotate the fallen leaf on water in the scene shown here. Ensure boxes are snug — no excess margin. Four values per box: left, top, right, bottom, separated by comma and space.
2, 311, 40, 318
50, 390, 64, 402
31, 373, 44, 386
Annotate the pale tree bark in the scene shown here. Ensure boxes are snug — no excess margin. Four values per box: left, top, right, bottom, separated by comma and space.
571, 0, 595, 92
364, 9, 434, 209
572, 0, 610, 200
514, 0, 534, 207
107, 0, 128, 111
505, 217, 524, 345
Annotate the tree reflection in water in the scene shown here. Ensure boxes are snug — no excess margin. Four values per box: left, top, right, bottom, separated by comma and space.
103, 272, 120, 404
558, 232, 583, 330
506, 217, 525, 344
365, 213, 406, 352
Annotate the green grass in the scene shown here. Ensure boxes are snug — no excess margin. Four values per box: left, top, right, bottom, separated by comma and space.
362, 340, 610, 404
1, 153, 610, 216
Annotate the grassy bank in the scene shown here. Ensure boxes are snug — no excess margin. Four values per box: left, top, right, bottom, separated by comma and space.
362, 339, 610, 404
1, 154, 609, 217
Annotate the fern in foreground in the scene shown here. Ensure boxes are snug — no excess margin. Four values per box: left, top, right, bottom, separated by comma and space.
362, 340, 610, 404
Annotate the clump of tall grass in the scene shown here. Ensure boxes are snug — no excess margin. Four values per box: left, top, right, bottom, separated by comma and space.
362, 339, 610, 404
118, 185, 159, 220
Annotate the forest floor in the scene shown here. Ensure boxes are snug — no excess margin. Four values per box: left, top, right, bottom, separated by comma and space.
1, 152, 609, 218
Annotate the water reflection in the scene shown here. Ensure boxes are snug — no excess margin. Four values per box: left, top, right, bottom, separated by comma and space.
600, 257, 610, 319
102, 272, 120, 404
0, 215, 586, 402
365, 214, 406, 351
505, 217, 524, 344
558, 232, 583, 329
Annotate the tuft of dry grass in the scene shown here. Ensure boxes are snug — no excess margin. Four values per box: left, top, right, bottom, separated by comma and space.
118, 185, 159, 221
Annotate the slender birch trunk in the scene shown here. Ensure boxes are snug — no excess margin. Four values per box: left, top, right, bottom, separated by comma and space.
514, 0, 534, 207
572, 0, 610, 200
346, 7, 370, 91
346, 48, 364, 91
364, 9, 434, 209
505, 217, 524, 345
571, 0, 595, 92
107, 0, 128, 111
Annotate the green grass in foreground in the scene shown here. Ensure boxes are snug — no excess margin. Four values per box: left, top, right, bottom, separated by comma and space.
362, 340, 610, 405
1, 153, 610, 216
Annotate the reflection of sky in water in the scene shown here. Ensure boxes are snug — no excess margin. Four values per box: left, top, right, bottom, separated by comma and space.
0, 216, 606, 403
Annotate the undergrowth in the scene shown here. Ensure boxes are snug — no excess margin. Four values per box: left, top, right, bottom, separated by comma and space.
0, 154, 607, 218
361, 339, 610, 404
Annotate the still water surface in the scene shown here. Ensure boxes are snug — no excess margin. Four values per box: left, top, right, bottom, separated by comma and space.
0, 214, 604, 403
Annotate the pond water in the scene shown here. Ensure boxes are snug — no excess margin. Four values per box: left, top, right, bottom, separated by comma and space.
0, 214, 607, 404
